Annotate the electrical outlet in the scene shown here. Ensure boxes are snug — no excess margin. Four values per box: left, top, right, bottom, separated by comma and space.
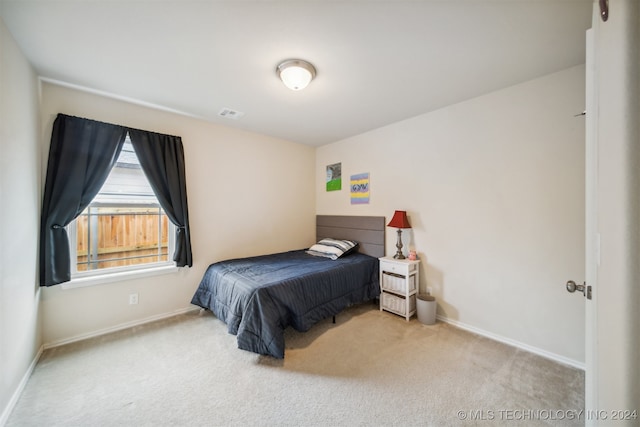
426, 287, 433, 295
129, 293, 139, 305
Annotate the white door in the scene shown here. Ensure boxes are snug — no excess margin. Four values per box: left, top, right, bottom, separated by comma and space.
583, 27, 597, 424
566, 25, 597, 422
582, 0, 640, 418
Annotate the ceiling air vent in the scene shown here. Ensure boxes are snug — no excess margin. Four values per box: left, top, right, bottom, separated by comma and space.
218, 108, 245, 120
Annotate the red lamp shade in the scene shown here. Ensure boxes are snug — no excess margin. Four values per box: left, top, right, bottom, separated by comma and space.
387, 210, 411, 229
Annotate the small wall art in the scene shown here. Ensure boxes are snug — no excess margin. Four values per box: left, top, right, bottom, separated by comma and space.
326, 163, 342, 191
350, 172, 370, 204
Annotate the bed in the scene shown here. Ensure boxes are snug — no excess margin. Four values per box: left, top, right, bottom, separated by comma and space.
190, 215, 385, 358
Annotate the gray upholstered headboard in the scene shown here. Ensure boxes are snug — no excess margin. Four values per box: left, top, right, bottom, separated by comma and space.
316, 215, 386, 258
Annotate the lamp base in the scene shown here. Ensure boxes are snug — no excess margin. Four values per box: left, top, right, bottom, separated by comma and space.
393, 228, 406, 259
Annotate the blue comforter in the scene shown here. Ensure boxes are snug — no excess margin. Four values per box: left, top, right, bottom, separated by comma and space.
190, 250, 380, 358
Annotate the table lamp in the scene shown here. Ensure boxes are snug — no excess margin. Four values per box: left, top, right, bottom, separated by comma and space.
387, 210, 411, 259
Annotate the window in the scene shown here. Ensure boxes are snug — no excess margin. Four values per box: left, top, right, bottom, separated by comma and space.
41, 114, 192, 288
67, 135, 175, 279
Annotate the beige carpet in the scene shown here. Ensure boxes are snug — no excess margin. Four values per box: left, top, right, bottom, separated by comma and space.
7, 304, 584, 426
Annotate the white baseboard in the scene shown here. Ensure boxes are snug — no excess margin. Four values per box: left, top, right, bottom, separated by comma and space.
0, 345, 44, 427
436, 315, 585, 371
43, 306, 200, 350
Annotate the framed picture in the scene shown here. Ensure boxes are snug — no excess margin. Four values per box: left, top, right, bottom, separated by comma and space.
350, 173, 370, 204
326, 163, 342, 191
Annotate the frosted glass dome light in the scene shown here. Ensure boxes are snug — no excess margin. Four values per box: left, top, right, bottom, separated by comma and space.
276, 59, 316, 91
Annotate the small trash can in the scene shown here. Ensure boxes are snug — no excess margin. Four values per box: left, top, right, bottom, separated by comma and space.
416, 294, 436, 325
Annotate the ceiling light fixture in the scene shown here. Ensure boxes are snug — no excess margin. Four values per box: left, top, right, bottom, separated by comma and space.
276, 59, 316, 91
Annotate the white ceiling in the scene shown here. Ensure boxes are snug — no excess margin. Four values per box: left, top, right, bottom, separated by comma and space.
0, 0, 593, 146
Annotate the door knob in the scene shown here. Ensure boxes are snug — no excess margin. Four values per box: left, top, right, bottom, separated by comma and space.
566, 280, 583, 293
566, 280, 592, 299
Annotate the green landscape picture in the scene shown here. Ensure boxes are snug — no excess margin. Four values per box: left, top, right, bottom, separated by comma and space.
326, 163, 342, 191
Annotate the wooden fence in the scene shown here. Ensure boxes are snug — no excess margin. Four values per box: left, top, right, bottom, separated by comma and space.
75, 207, 169, 271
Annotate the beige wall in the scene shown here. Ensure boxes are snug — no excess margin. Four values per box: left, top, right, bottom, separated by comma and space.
316, 66, 586, 365
38, 82, 316, 345
0, 18, 41, 424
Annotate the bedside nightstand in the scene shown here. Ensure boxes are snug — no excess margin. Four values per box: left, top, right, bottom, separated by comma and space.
379, 257, 420, 321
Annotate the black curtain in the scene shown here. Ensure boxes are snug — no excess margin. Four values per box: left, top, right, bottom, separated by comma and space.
39, 115, 194, 287
127, 129, 193, 268
39, 114, 127, 287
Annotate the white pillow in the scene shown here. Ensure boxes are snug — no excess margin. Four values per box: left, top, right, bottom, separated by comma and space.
306, 238, 358, 260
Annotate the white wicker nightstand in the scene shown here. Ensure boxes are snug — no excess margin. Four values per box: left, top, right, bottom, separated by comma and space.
379, 257, 420, 321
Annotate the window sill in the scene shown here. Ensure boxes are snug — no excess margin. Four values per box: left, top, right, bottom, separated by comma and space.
61, 264, 181, 290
